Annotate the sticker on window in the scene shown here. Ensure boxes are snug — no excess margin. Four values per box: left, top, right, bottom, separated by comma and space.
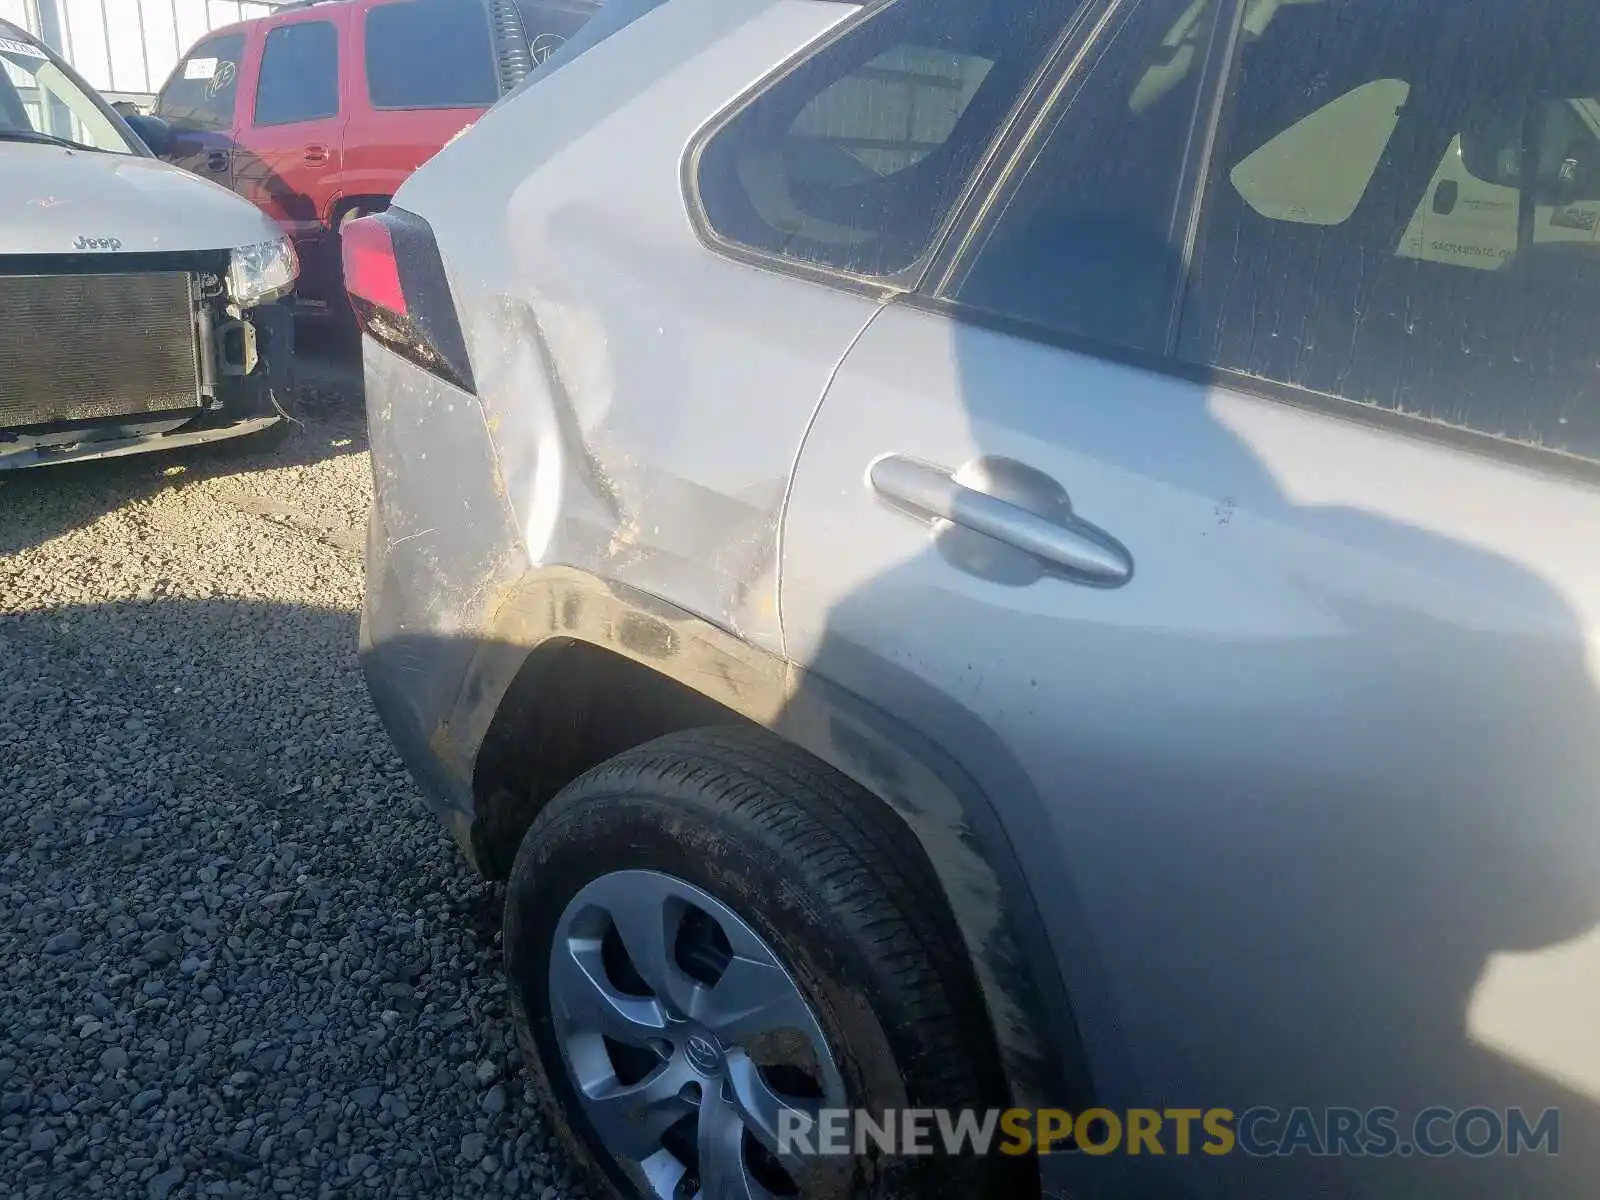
185, 57, 219, 80
1552, 206, 1599, 232
0, 36, 45, 60
206, 60, 236, 99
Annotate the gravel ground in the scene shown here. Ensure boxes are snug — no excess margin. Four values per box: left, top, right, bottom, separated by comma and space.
0, 355, 581, 1200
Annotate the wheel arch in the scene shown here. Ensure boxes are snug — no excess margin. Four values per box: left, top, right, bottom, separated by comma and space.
328, 193, 393, 229
449, 567, 1094, 1114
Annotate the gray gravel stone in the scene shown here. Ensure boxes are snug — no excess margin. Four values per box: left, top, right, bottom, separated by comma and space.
43, 928, 83, 955
0, 364, 572, 1199
130, 1089, 162, 1116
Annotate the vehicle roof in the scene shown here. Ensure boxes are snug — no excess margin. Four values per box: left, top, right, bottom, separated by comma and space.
186, 0, 607, 48
243, 0, 604, 24
184, 0, 543, 43
189, 0, 376, 42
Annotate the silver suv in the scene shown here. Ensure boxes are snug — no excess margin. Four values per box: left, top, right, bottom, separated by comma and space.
354, 1, 1600, 1196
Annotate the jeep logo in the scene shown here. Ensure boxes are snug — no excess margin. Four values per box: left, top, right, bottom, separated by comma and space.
73, 236, 122, 251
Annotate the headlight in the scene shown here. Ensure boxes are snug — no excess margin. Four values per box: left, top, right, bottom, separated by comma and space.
227, 236, 299, 307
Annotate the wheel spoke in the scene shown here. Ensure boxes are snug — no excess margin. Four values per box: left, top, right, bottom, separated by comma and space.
549, 871, 846, 1200
551, 938, 668, 1047
581, 1058, 700, 1163
692, 953, 813, 1044
603, 888, 699, 1017
696, 1086, 773, 1200
638, 1147, 689, 1197
725, 1049, 823, 1178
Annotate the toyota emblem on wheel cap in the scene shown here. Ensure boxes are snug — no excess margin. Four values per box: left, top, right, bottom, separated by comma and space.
684, 1033, 722, 1076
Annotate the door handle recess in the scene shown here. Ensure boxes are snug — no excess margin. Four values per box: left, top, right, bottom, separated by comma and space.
870, 454, 1133, 587
303, 144, 329, 164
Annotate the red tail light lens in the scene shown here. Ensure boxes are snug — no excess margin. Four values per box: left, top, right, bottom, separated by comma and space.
340, 208, 475, 394
341, 216, 405, 315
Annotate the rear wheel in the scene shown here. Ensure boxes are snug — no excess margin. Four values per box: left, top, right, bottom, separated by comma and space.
503, 727, 1025, 1199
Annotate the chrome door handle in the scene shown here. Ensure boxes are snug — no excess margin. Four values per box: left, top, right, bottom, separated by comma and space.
870, 454, 1133, 587
303, 144, 329, 164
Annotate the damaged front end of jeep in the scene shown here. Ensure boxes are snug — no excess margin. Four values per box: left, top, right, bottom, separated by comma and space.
0, 245, 296, 470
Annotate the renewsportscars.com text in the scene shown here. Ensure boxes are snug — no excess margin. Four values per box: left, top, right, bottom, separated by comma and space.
777, 1106, 1560, 1158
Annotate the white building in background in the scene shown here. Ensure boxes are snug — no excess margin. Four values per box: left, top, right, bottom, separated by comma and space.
0, 0, 287, 105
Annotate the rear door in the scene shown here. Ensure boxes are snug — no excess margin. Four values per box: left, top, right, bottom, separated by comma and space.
782, 0, 1600, 1196
340, 0, 508, 200
237, 11, 349, 300
153, 31, 247, 189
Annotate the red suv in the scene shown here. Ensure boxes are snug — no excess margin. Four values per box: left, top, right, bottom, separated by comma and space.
147, 0, 597, 315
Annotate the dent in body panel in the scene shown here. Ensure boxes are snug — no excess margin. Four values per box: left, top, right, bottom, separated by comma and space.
361, 343, 530, 801
364, 344, 526, 635
483, 189, 803, 648
398, 0, 873, 653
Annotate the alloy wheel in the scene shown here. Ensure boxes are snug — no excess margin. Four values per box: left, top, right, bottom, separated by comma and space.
549, 869, 846, 1199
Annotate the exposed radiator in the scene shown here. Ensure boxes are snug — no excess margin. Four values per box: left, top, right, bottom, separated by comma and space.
0, 271, 201, 429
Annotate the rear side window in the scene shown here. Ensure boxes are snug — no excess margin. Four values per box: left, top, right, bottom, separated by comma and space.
695, 0, 1082, 278
366, 0, 499, 109
157, 33, 246, 132
255, 20, 339, 127
1180, 0, 1600, 461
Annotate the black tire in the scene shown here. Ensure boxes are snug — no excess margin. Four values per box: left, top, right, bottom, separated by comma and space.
503, 727, 1028, 1200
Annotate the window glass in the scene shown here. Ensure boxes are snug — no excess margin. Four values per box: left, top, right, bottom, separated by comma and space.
1, 36, 134, 152
156, 34, 245, 132
787, 46, 995, 181
947, 0, 1221, 352
366, 0, 498, 109
696, 0, 1082, 278
514, 0, 601, 67
503, 0, 651, 101
255, 21, 339, 127
1182, 0, 1600, 460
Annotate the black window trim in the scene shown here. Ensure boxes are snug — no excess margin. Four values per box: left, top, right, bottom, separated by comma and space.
360, 0, 503, 113
680, 0, 1100, 300
252, 16, 341, 129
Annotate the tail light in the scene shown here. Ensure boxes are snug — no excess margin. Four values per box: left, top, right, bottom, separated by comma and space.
341, 208, 476, 393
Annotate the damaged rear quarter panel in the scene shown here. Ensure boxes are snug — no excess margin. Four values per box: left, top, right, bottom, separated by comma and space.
396, 0, 877, 654
362, 341, 530, 785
